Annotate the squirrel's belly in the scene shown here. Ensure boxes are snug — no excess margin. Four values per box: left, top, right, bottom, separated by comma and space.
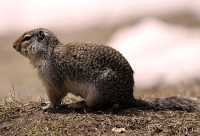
64, 80, 97, 99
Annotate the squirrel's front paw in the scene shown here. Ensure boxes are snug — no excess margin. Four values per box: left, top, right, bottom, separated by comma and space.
41, 102, 60, 112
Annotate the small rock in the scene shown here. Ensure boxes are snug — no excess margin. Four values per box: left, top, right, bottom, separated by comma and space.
112, 127, 126, 133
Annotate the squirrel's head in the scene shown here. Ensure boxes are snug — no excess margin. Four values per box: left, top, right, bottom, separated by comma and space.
13, 28, 61, 59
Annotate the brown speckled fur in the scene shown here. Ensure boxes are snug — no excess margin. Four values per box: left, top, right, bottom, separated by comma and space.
13, 28, 134, 110
13, 28, 200, 111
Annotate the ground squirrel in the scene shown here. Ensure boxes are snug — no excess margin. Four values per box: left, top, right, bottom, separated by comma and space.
13, 28, 200, 112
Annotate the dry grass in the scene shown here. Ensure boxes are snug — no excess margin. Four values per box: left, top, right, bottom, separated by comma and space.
0, 82, 200, 136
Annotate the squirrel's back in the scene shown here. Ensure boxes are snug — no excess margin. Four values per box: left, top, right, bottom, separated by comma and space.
53, 42, 133, 82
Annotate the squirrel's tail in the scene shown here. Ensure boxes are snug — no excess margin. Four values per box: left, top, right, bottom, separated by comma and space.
130, 96, 200, 112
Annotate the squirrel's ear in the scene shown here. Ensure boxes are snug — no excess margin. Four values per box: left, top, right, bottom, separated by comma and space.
38, 31, 45, 41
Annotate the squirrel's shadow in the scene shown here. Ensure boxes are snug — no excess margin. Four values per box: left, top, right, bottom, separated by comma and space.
42, 103, 124, 115
42, 102, 198, 116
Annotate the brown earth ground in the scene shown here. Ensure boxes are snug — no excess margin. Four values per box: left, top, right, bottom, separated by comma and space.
0, 82, 200, 136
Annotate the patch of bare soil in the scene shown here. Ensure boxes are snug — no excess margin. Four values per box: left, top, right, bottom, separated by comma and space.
0, 96, 200, 136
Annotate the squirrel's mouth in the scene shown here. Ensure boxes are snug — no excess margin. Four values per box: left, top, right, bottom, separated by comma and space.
22, 49, 29, 56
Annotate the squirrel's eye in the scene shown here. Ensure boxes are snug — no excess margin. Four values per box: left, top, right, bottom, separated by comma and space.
38, 31, 45, 41
23, 35, 32, 41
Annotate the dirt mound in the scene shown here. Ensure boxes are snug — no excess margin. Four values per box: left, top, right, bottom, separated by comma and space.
0, 98, 200, 136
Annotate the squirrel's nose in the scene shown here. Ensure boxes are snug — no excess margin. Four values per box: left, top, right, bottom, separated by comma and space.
13, 44, 16, 49
13, 44, 21, 51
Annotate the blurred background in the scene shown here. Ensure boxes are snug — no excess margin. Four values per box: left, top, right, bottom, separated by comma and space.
1, 0, 200, 101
